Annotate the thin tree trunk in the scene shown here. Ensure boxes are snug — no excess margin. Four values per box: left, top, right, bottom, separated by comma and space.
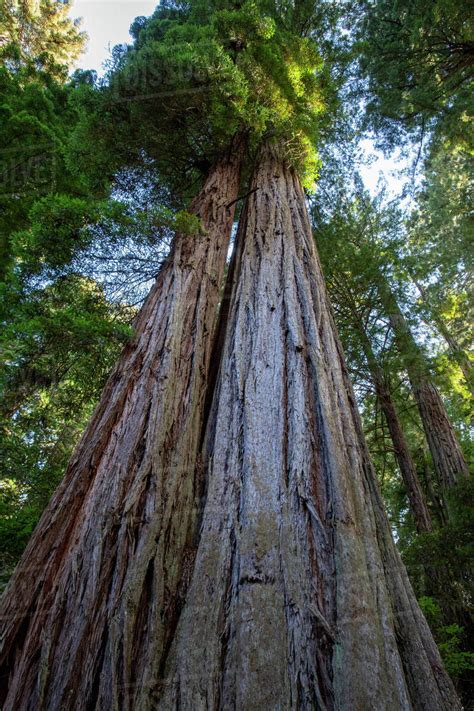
386, 297, 469, 490
0, 233, 10, 283
157, 140, 460, 710
376, 383, 433, 532
434, 318, 474, 397
354, 322, 433, 532
422, 448, 449, 526
0, 135, 246, 710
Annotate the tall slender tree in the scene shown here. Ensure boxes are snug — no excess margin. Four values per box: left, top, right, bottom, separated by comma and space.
382, 285, 470, 491
405, 145, 474, 399
347, 298, 433, 533
314, 170, 470, 495
313, 170, 438, 533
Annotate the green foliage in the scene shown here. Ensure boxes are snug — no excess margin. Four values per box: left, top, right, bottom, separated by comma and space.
0, 0, 87, 79
404, 478, 474, 571
406, 145, 473, 387
13, 194, 99, 271
0, 65, 88, 279
0, 275, 133, 563
71, 0, 330, 192
0, 478, 38, 580
357, 0, 474, 149
419, 597, 474, 680
438, 626, 474, 679
8, 193, 202, 278
407, 147, 473, 297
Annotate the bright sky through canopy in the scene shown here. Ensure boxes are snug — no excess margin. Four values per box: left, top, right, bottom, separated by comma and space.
70, 0, 156, 73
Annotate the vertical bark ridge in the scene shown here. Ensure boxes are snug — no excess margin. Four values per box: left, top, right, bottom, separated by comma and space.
157, 140, 460, 710
0, 135, 246, 710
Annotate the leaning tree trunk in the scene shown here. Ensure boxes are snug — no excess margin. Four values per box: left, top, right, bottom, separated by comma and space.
355, 323, 433, 533
386, 296, 469, 490
156, 141, 460, 710
0, 135, 246, 710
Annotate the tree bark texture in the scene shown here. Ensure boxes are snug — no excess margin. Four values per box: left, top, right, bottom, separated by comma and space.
157, 141, 460, 710
0, 135, 246, 710
387, 302, 470, 490
375, 382, 433, 532
356, 326, 433, 533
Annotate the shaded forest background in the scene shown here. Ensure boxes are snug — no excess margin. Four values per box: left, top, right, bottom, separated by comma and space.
0, 0, 472, 701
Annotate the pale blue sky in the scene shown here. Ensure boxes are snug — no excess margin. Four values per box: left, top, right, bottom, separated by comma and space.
71, 1, 156, 73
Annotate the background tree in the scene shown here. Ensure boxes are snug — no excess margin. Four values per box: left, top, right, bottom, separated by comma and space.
404, 144, 473, 399
0, 275, 132, 575
357, 0, 474, 150
0, 0, 86, 78
314, 157, 473, 697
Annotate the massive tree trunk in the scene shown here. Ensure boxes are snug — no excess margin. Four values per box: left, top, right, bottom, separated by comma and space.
386, 296, 469, 490
0, 135, 246, 710
157, 141, 460, 710
355, 324, 433, 533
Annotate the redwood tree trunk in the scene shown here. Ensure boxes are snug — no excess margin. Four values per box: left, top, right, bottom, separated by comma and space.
0, 136, 246, 710
157, 141, 460, 710
375, 381, 433, 532
356, 325, 433, 533
387, 302, 469, 490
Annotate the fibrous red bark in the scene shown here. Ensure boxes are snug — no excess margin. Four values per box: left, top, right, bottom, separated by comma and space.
387, 302, 469, 491
375, 379, 433, 532
0, 135, 246, 710
356, 325, 433, 533
157, 141, 460, 710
